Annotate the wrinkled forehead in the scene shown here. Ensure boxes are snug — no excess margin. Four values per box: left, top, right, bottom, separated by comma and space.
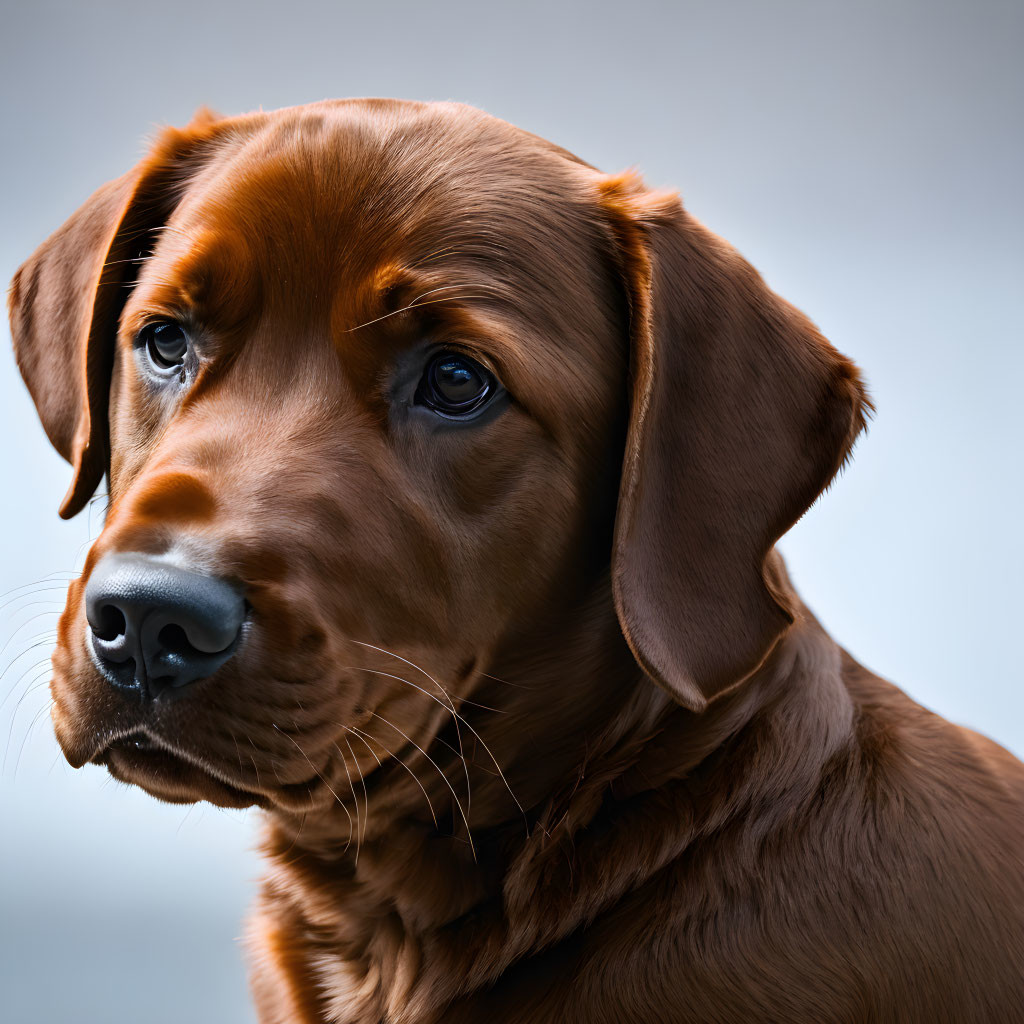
142, 103, 612, 339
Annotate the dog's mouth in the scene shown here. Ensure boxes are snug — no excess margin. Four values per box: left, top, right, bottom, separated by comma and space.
92, 730, 346, 813
96, 731, 268, 810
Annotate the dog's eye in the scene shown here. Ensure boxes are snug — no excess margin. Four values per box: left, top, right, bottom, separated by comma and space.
140, 322, 190, 372
417, 352, 496, 416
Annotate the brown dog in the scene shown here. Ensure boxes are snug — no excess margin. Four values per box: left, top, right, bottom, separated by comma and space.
9, 99, 1024, 1023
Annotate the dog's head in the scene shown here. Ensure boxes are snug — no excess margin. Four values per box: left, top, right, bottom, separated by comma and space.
8, 100, 868, 812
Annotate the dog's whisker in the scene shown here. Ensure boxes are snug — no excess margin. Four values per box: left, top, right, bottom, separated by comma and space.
339, 659, 475, 815
475, 670, 534, 690
9, 693, 54, 781
337, 737, 367, 861
176, 802, 198, 835
0, 585, 72, 618
344, 292, 488, 332
0, 571, 77, 606
368, 710, 476, 859
0, 625, 62, 678
2, 666, 54, 774
100, 254, 157, 269
406, 244, 462, 268
0, 607, 63, 660
311, 703, 356, 855
453, 696, 506, 714
0, 619, 62, 680
345, 641, 526, 822
0, 634, 58, 692
85, 492, 110, 541
344, 726, 383, 770
228, 728, 247, 780
334, 740, 360, 837
348, 724, 439, 830
2, 674, 51, 717
266, 747, 286, 788
433, 733, 500, 777
150, 223, 199, 244
271, 723, 354, 840
346, 735, 371, 851
244, 734, 264, 790
0, 655, 55, 711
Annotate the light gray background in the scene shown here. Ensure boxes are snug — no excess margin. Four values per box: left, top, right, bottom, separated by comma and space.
1, 1, 1021, 1021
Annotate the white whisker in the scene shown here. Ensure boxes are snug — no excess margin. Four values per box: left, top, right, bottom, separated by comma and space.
368, 710, 476, 859
346, 640, 525, 823
271, 723, 354, 844
348, 724, 438, 829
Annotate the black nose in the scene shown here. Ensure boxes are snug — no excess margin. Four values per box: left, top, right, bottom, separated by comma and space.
85, 553, 246, 699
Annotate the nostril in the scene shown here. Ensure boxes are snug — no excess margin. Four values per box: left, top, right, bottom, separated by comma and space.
158, 623, 202, 659
93, 605, 127, 643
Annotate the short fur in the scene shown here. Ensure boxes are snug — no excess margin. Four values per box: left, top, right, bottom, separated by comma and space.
9, 99, 1024, 1024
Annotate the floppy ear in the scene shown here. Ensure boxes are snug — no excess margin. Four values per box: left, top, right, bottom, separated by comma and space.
599, 173, 871, 712
6, 109, 226, 519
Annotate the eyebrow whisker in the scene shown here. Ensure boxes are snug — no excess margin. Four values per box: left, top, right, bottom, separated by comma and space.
344, 288, 488, 333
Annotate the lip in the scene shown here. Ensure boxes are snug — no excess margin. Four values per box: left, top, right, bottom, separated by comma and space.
96, 731, 268, 809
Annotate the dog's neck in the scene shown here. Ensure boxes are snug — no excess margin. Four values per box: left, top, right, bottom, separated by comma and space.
254, 559, 854, 1022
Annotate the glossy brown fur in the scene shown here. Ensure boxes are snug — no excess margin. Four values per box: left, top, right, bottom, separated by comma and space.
9, 100, 1024, 1023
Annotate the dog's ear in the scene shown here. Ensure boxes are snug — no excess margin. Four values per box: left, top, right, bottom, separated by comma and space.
7, 108, 227, 519
599, 173, 870, 712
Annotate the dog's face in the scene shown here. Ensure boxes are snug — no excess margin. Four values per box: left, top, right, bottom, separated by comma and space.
8, 100, 869, 815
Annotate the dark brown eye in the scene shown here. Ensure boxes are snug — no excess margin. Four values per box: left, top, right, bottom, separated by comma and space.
140, 322, 190, 372
418, 352, 496, 416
